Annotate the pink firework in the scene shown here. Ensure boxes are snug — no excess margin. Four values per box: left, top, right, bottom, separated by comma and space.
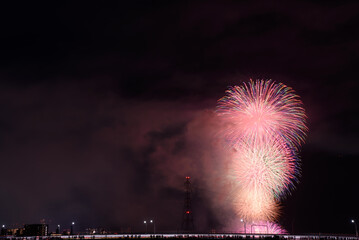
217, 80, 307, 151
242, 220, 287, 234
231, 140, 296, 221
217, 79, 307, 226
234, 186, 279, 222
231, 139, 298, 199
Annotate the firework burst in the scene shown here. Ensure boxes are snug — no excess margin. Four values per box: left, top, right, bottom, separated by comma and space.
231, 139, 298, 199
244, 220, 288, 234
217, 79, 307, 230
217, 80, 307, 151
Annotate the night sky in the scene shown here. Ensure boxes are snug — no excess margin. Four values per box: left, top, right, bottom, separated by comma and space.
0, 1, 359, 235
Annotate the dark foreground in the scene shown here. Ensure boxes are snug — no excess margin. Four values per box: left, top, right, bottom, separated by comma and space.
0, 234, 357, 240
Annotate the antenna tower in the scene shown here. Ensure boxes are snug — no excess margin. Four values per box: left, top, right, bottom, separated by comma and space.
181, 176, 194, 232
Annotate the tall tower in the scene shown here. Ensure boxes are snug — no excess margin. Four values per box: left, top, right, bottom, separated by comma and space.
181, 176, 194, 232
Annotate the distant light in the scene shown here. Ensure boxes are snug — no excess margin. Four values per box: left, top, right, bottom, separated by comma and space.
352, 220, 355, 223
186, 211, 190, 214
58, 225, 60, 228
72, 222, 75, 225
240, 219, 243, 222
1, 225, 4, 228
144, 221, 147, 224
150, 220, 153, 223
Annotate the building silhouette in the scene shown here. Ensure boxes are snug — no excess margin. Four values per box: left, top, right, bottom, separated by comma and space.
24, 224, 48, 236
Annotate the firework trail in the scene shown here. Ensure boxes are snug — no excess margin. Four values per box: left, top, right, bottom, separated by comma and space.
217, 79, 307, 233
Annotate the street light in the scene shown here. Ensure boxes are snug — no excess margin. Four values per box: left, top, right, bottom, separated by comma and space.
1, 225, 5, 236
56, 225, 60, 234
71, 222, 75, 235
144, 221, 147, 234
351, 220, 358, 237
240, 219, 246, 234
150, 220, 155, 234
